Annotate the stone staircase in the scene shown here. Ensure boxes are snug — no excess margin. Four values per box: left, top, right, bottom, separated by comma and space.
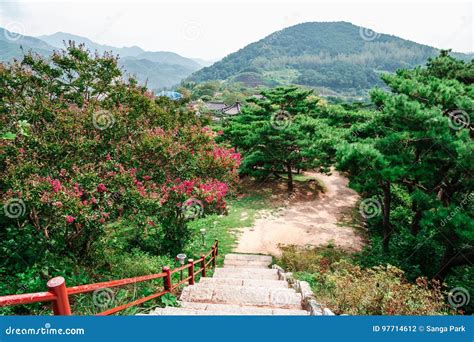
150, 254, 309, 315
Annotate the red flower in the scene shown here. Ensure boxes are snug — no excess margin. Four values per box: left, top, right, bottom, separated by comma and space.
97, 183, 107, 193
52, 201, 63, 208
65, 215, 75, 224
49, 179, 62, 193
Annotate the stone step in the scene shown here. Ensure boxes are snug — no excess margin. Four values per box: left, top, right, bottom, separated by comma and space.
213, 267, 279, 280
150, 304, 308, 315
224, 254, 272, 263
223, 259, 270, 268
198, 277, 289, 288
181, 302, 308, 315
180, 285, 302, 309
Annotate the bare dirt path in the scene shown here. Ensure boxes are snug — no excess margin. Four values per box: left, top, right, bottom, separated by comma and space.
234, 171, 365, 256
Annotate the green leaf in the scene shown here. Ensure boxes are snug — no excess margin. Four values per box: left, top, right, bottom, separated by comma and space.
1, 132, 16, 140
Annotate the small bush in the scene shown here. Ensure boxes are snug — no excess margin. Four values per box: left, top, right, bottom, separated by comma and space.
278, 245, 451, 315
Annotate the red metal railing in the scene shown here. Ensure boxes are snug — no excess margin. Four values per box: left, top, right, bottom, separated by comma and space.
0, 240, 219, 315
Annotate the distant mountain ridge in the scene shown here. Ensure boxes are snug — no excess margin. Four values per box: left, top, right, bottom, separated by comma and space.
39, 32, 203, 70
0, 29, 205, 90
38, 32, 145, 58
188, 22, 472, 97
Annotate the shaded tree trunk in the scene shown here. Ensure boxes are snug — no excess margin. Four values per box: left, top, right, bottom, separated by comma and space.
436, 247, 474, 281
411, 206, 423, 236
382, 181, 392, 253
286, 163, 294, 193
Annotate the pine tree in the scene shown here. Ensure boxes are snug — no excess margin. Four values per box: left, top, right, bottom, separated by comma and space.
225, 86, 322, 192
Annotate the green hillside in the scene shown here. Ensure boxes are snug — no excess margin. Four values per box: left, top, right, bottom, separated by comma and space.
189, 22, 471, 97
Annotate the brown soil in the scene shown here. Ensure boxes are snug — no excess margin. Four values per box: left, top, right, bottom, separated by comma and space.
234, 171, 365, 256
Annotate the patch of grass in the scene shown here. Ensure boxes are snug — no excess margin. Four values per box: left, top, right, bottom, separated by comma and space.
186, 194, 275, 264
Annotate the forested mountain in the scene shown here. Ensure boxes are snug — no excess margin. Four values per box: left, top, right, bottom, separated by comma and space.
189, 22, 472, 97
0, 29, 203, 90
39, 32, 202, 69
38, 32, 144, 57
0, 28, 54, 60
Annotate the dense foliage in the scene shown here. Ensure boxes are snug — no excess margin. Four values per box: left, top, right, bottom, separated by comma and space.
226, 51, 473, 313
335, 51, 473, 312
0, 44, 239, 313
278, 246, 451, 315
189, 22, 471, 97
225, 86, 334, 192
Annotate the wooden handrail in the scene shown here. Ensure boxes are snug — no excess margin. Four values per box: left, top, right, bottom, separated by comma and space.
0, 240, 219, 315
68, 272, 168, 295
171, 276, 192, 290
171, 264, 190, 274
96, 290, 169, 316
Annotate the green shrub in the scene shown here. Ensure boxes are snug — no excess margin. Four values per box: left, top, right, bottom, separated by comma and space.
278, 246, 451, 315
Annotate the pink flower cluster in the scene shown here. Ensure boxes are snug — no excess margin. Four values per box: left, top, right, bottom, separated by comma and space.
212, 147, 241, 166
161, 178, 229, 210
49, 179, 62, 193
97, 183, 107, 193
170, 179, 197, 196
199, 180, 229, 204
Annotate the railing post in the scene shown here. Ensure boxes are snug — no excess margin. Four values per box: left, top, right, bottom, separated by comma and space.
200, 254, 206, 277
162, 266, 171, 292
215, 239, 219, 256
211, 246, 216, 268
188, 259, 195, 285
47, 277, 71, 316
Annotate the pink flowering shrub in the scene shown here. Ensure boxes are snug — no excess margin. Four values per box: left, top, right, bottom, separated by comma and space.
0, 45, 240, 264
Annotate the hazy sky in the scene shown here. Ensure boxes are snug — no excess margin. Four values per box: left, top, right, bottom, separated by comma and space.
0, 0, 472, 59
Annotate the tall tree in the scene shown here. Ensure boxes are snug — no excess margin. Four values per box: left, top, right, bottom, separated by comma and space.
336, 51, 474, 276
225, 86, 323, 192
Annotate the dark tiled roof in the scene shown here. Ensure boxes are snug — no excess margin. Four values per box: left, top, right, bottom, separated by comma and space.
204, 102, 228, 111
222, 102, 241, 115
